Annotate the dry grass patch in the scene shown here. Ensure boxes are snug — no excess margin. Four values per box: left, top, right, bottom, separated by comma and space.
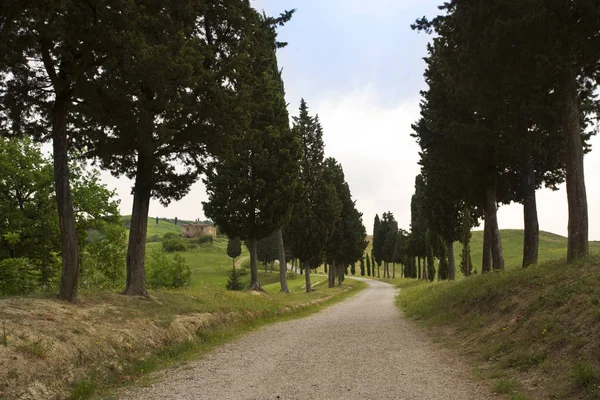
0, 282, 364, 400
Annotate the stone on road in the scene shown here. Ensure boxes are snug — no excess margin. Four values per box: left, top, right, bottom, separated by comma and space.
123, 278, 493, 399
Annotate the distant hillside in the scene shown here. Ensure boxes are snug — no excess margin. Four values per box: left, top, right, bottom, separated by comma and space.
454, 229, 600, 272
121, 216, 181, 237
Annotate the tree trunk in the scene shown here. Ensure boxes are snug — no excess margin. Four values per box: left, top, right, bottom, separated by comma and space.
123, 180, 151, 296
447, 239, 455, 280
328, 259, 336, 288
277, 229, 289, 293
377, 263, 380, 278
423, 257, 428, 281
562, 68, 589, 261
482, 218, 492, 273
392, 262, 395, 279
53, 98, 80, 302
417, 257, 421, 279
303, 260, 312, 292
484, 182, 505, 270
521, 142, 539, 268
247, 237, 263, 292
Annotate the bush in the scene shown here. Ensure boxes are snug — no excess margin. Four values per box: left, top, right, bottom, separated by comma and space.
147, 251, 191, 289
80, 224, 127, 289
162, 232, 180, 240
287, 270, 297, 280
162, 238, 187, 253
0, 258, 41, 296
146, 234, 161, 243
193, 235, 214, 245
226, 269, 244, 291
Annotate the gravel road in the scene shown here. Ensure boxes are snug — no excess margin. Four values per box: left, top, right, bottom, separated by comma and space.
122, 278, 493, 400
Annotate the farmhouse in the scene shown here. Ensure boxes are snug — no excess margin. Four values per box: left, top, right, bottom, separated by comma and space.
181, 223, 216, 238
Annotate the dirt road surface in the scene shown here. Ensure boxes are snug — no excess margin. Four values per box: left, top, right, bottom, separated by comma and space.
121, 278, 493, 400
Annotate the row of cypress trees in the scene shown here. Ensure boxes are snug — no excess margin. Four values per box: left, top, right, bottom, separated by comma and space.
407, 0, 599, 275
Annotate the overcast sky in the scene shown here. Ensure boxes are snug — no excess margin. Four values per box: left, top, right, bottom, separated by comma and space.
100, 0, 600, 239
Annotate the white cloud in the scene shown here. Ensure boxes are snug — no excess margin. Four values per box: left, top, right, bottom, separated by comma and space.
310, 86, 422, 233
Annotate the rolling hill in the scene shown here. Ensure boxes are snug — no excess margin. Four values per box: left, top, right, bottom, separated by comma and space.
121, 216, 182, 237
456, 229, 600, 272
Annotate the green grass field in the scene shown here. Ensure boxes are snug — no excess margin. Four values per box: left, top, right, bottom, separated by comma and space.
122, 216, 183, 237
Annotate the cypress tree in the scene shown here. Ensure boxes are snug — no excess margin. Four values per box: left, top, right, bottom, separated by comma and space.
203, 10, 298, 292
360, 257, 365, 276
287, 103, 341, 293
366, 253, 371, 276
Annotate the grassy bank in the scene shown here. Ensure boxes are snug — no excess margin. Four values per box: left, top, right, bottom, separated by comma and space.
0, 280, 365, 400
395, 257, 600, 400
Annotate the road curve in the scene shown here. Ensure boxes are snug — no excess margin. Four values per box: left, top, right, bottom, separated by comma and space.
122, 278, 493, 400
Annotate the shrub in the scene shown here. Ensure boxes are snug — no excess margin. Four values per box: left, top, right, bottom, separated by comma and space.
572, 362, 598, 387
225, 269, 244, 291
80, 224, 127, 289
194, 235, 214, 245
162, 238, 187, 253
162, 232, 180, 240
147, 251, 191, 289
146, 234, 161, 243
0, 258, 41, 296
287, 270, 297, 280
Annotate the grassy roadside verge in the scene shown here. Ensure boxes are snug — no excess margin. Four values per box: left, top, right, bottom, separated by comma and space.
0, 280, 365, 400
393, 257, 600, 400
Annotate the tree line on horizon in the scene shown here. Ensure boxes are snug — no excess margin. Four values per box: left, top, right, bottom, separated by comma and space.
401, 0, 599, 280
0, 0, 368, 300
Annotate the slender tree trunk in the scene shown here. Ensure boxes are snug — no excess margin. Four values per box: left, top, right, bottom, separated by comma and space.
521, 141, 539, 268
447, 239, 455, 280
562, 68, 589, 261
484, 182, 505, 270
337, 266, 343, 285
423, 256, 429, 281
377, 263, 380, 278
53, 98, 80, 302
393, 262, 395, 279
303, 260, 312, 293
277, 229, 289, 293
482, 218, 492, 273
247, 237, 263, 292
124, 180, 151, 296
328, 259, 336, 288
417, 257, 421, 279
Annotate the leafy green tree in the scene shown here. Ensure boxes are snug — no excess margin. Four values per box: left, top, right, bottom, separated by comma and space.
0, 137, 120, 292
80, 221, 127, 289
227, 237, 242, 272
0, 0, 129, 301
359, 257, 365, 276
204, 10, 298, 292
366, 253, 371, 277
